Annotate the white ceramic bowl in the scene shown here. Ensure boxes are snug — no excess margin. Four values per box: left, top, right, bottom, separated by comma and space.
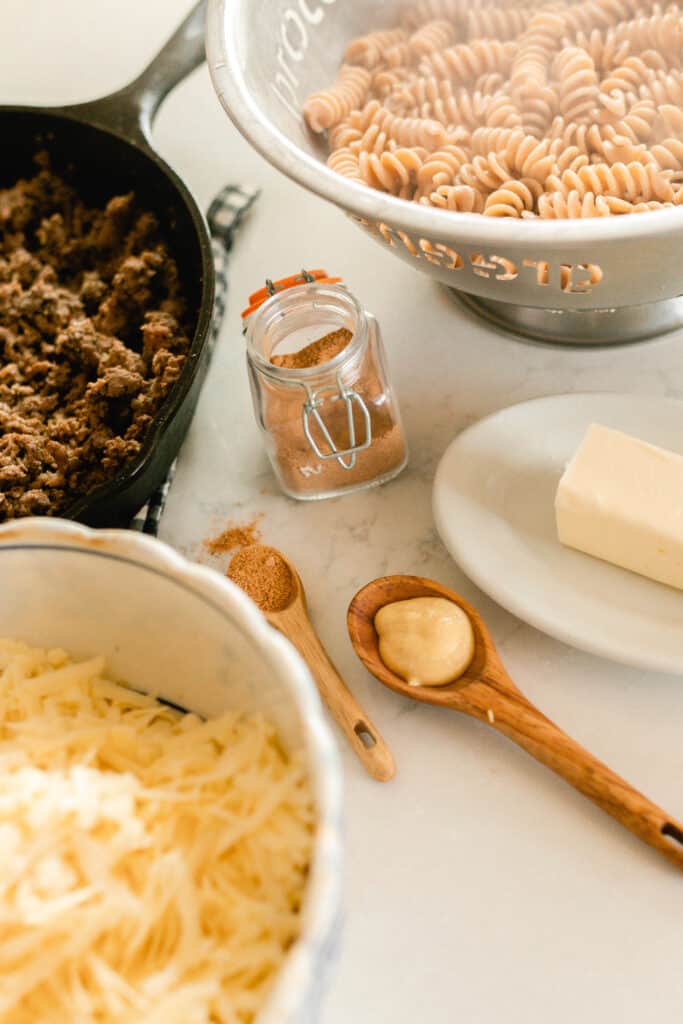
0, 518, 343, 1024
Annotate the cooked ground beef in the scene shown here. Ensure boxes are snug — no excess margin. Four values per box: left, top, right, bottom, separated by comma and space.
0, 152, 191, 521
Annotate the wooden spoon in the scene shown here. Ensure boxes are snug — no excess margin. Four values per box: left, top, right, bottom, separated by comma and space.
347, 574, 683, 869
258, 550, 395, 782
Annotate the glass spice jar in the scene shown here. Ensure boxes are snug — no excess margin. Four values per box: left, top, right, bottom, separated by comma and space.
244, 278, 408, 500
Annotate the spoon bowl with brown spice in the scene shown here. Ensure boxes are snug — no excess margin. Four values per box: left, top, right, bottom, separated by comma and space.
228, 545, 395, 782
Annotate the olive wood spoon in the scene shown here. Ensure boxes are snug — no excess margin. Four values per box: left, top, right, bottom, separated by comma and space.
347, 574, 683, 869
264, 552, 395, 782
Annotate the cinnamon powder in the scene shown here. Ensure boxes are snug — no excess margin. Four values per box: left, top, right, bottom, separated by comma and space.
204, 517, 262, 556
264, 338, 406, 495
270, 328, 351, 369
227, 545, 295, 613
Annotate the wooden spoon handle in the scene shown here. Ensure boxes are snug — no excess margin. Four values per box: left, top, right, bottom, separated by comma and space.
469, 681, 683, 869
272, 611, 396, 782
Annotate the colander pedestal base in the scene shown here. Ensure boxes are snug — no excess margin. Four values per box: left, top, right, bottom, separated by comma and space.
449, 290, 683, 346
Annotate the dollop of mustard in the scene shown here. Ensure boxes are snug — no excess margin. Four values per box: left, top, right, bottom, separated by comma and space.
375, 597, 474, 687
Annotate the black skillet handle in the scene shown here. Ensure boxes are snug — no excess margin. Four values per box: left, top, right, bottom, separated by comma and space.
67, 0, 207, 145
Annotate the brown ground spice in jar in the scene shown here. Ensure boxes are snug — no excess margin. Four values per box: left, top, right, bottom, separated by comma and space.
270, 327, 351, 369
264, 339, 406, 495
227, 544, 295, 613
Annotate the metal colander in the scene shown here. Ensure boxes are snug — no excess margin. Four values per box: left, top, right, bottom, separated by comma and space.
207, 0, 683, 345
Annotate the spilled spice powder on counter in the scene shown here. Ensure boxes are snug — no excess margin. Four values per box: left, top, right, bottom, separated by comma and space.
204, 516, 262, 557
270, 328, 351, 369
227, 545, 295, 613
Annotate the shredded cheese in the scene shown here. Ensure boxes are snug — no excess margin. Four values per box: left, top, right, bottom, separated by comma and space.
0, 639, 315, 1024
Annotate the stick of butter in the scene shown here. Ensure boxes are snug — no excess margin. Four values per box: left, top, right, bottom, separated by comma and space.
555, 423, 683, 590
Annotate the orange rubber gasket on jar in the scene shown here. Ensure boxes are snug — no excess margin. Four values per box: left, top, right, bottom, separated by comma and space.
241, 269, 343, 320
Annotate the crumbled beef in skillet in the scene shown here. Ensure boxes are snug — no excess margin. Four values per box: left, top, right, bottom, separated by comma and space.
0, 152, 191, 520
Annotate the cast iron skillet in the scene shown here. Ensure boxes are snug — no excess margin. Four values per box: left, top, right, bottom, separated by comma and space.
1, 0, 214, 526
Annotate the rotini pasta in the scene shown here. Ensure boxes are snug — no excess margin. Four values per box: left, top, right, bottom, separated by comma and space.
460, 152, 512, 190
416, 144, 469, 191
571, 29, 630, 72
555, 47, 599, 124
359, 146, 427, 192
428, 183, 486, 210
562, 0, 642, 38
328, 146, 365, 183
467, 8, 533, 43
400, 0, 468, 31
548, 160, 674, 200
511, 8, 567, 102
611, 10, 683, 62
410, 18, 458, 55
303, 64, 372, 132
420, 40, 516, 84
345, 29, 409, 70
304, 0, 683, 217
651, 138, 683, 169
599, 55, 660, 96
612, 98, 657, 143
536, 190, 634, 216
484, 178, 543, 215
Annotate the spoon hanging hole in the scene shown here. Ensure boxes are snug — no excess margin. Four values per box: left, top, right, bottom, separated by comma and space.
354, 722, 377, 749
661, 822, 683, 847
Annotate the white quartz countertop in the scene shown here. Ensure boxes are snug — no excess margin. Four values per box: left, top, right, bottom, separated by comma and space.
4, 3, 682, 1020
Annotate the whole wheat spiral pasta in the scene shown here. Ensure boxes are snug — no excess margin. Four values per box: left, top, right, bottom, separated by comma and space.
458, 152, 512, 192
570, 29, 630, 71
555, 47, 599, 123
303, 64, 372, 132
599, 55, 660, 97
486, 92, 524, 129
611, 10, 683, 59
651, 138, 683, 169
467, 8, 533, 42
420, 40, 516, 83
304, 0, 683, 217
416, 144, 469, 192
554, 145, 591, 172
537, 189, 634, 216
366, 105, 449, 149
328, 147, 365, 183
400, 0, 468, 31
484, 178, 543, 214
562, 0, 642, 37
642, 68, 683, 107
609, 98, 657, 143
428, 183, 486, 210
579, 160, 674, 199
345, 29, 409, 69
410, 19, 458, 54
359, 147, 427, 192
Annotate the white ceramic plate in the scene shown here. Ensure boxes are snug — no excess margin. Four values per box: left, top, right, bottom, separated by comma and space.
433, 393, 683, 675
